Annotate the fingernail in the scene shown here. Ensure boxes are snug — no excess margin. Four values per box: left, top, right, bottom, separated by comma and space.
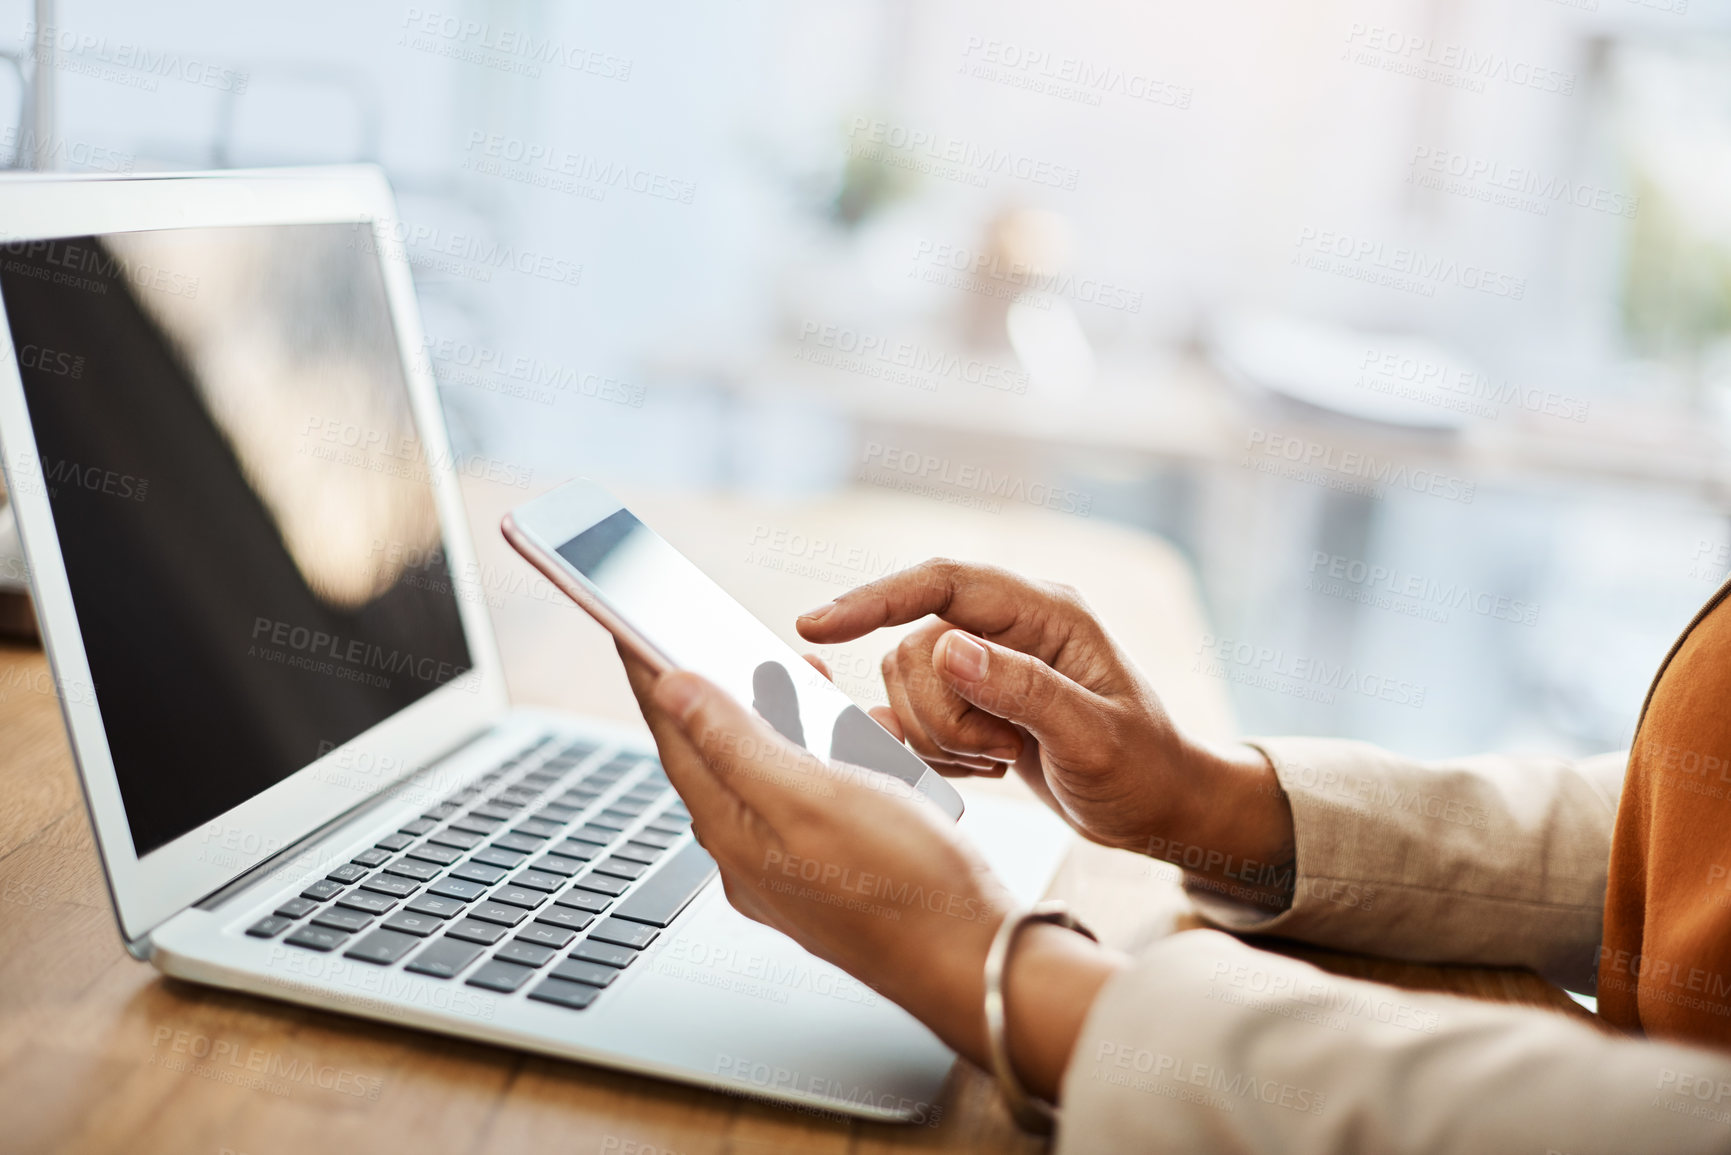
798, 600, 836, 623
654, 673, 705, 722
942, 632, 989, 682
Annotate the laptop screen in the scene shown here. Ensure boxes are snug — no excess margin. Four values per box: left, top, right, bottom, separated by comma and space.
0, 222, 472, 856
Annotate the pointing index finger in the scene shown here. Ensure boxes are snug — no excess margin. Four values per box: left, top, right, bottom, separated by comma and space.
796, 558, 1031, 643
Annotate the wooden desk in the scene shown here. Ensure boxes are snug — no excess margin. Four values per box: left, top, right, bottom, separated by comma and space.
0, 481, 1596, 1155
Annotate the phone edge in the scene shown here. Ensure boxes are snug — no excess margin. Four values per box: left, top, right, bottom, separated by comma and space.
500, 510, 677, 678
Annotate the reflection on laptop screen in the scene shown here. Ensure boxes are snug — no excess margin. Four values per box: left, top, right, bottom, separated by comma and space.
0, 222, 472, 856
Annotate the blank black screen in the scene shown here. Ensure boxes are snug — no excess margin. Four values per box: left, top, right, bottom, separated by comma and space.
1, 222, 472, 855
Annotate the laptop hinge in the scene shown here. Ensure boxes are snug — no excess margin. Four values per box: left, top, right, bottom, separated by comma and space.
179, 722, 503, 921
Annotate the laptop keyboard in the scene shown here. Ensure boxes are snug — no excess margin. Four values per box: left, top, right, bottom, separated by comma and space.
243, 733, 717, 1013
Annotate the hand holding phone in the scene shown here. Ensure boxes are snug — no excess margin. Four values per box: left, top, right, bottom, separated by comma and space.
503, 480, 965, 820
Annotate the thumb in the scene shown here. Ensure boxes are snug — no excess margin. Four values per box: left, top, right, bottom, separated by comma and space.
931, 629, 1099, 753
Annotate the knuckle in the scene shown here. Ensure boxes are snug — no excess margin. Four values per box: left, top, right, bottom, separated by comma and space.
1044, 580, 1089, 616
920, 557, 965, 601
1014, 664, 1060, 721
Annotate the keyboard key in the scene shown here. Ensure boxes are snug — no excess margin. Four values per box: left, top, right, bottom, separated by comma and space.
382, 910, 445, 937
450, 815, 502, 836
344, 928, 421, 965
405, 843, 463, 866
614, 842, 667, 865
550, 957, 618, 988
604, 802, 647, 819
528, 977, 601, 1010
536, 804, 579, 823
473, 847, 529, 870
300, 879, 344, 901
588, 812, 629, 831
594, 857, 647, 881
399, 818, 437, 836
246, 915, 292, 938
611, 843, 717, 928
335, 890, 398, 915
572, 940, 636, 969
553, 889, 612, 915
446, 918, 509, 945
495, 940, 557, 968
285, 925, 349, 952
469, 901, 528, 927
556, 790, 599, 808
360, 873, 419, 898
490, 833, 542, 854
326, 863, 370, 884
590, 917, 660, 950
452, 862, 508, 886
512, 870, 565, 893
499, 788, 540, 805
422, 804, 459, 821
467, 960, 535, 993
514, 818, 563, 839
375, 832, 414, 851
428, 828, 485, 850
573, 873, 630, 898
551, 840, 599, 862
275, 897, 319, 919
471, 804, 517, 821
664, 802, 691, 821
350, 847, 393, 867
312, 908, 375, 933
534, 907, 594, 933
492, 886, 546, 909
405, 936, 484, 979
630, 828, 679, 850
428, 877, 488, 902
572, 824, 619, 844
405, 894, 466, 919
646, 817, 689, 837
385, 857, 443, 882
530, 854, 584, 877
516, 923, 577, 949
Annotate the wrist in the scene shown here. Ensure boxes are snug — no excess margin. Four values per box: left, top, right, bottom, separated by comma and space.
903, 911, 1125, 1106
1177, 736, 1293, 867
998, 922, 1124, 1103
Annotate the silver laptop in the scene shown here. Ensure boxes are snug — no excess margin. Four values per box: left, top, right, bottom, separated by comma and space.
0, 166, 972, 1123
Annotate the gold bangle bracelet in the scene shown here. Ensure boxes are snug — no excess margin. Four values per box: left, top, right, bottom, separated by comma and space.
982, 900, 1099, 1134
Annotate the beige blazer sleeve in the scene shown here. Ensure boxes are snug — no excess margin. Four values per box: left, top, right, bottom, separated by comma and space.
1183, 737, 1626, 991
1058, 929, 1731, 1155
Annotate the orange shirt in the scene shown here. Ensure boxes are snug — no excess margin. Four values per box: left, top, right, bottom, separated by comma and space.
1602, 584, 1731, 1044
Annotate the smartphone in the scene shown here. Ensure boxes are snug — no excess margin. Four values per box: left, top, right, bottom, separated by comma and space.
503, 479, 965, 821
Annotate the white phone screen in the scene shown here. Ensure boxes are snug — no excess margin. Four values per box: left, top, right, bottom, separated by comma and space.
551, 507, 964, 819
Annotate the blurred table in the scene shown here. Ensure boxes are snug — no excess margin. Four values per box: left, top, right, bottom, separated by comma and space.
0, 478, 1599, 1155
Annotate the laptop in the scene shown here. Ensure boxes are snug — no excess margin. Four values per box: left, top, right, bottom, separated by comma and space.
0, 166, 1062, 1123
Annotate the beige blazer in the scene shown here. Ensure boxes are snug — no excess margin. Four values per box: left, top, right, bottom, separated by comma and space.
1057, 738, 1731, 1153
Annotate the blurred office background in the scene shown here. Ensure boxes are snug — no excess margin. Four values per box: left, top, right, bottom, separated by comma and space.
8, 0, 1731, 760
